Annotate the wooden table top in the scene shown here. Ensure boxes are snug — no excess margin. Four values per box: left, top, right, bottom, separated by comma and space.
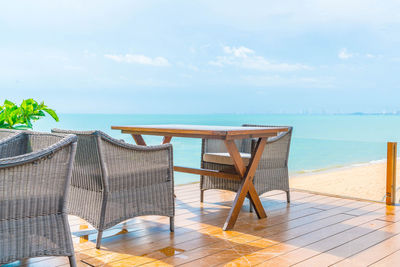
111, 124, 289, 139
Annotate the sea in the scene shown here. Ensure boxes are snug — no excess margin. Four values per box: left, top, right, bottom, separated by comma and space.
34, 114, 400, 185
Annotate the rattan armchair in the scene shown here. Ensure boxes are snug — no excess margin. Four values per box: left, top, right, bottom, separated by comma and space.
0, 131, 77, 266
200, 125, 292, 209
52, 129, 175, 249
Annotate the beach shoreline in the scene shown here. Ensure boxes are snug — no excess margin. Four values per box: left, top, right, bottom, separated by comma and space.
290, 158, 388, 178
290, 159, 399, 203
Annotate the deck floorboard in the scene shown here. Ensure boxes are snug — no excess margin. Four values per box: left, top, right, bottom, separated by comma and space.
3, 183, 400, 267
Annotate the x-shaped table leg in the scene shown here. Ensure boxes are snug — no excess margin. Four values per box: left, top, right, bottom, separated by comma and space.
131, 133, 268, 230
223, 137, 267, 230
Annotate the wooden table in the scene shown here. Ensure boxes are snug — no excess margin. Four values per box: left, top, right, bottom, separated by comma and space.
111, 124, 289, 230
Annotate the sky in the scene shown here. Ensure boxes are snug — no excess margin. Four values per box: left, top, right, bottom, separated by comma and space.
1, 0, 400, 114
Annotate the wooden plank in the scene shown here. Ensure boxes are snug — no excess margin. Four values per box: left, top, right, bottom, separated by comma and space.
235, 217, 388, 266
333, 234, 400, 267
223, 204, 388, 266
386, 142, 397, 205
370, 249, 400, 266
113, 124, 288, 135
122, 129, 226, 139
131, 134, 146, 146
112, 124, 287, 140
291, 220, 400, 266
173, 166, 241, 181
125, 130, 278, 140
172, 214, 355, 267
377, 205, 400, 222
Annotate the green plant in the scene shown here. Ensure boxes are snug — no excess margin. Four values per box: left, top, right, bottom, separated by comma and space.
0, 99, 59, 129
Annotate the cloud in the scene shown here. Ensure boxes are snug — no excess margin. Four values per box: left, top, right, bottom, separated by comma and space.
338, 50, 383, 60
209, 46, 311, 71
338, 48, 354, 60
104, 54, 170, 67
223, 46, 254, 57
365, 53, 383, 59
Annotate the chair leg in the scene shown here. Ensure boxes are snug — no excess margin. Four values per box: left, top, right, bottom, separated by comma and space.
286, 191, 290, 203
170, 217, 174, 232
68, 255, 77, 267
200, 190, 204, 203
96, 230, 103, 249
246, 194, 253, 213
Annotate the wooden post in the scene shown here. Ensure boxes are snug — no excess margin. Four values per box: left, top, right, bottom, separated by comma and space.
386, 142, 397, 205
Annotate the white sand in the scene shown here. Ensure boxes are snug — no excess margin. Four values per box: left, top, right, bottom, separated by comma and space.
290, 161, 400, 202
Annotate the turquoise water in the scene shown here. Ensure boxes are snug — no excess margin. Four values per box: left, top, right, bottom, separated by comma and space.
34, 114, 400, 185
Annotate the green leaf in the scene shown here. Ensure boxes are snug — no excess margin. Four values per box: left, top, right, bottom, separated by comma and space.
0, 98, 59, 129
4, 100, 15, 107
43, 108, 59, 122
36, 110, 45, 117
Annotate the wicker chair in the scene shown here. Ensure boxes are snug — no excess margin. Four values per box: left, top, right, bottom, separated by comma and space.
200, 125, 292, 209
51, 129, 175, 249
0, 131, 78, 266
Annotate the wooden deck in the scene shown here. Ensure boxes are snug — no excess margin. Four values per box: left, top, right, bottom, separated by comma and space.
5, 183, 400, 267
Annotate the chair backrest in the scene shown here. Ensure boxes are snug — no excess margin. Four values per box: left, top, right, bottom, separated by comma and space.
202, 139, 243, 153
0, 129, 19, 141
0, 131, 67, 158
0, 131, 77, 219
0, 131, 26, 158
242, 124, 293, 168
52, 129, 104, 192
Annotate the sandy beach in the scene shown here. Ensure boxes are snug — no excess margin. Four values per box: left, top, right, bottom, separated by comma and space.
290, 160, 400, 203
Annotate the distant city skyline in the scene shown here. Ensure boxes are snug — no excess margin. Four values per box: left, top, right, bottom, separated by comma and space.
1, 0, 400, 114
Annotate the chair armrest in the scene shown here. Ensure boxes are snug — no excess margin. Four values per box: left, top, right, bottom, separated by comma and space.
0, 134, 77, 168
250, 129, 292, 169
